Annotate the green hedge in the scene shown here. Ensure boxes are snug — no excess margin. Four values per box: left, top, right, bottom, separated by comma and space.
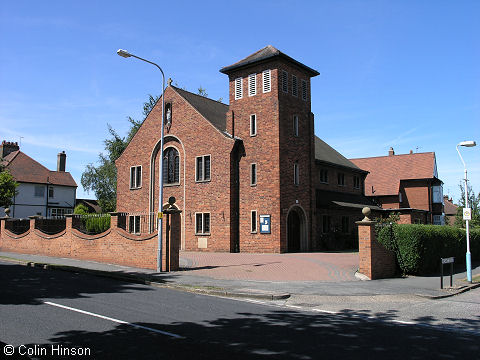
377, 224, 480, 275
83, 215, 111, 234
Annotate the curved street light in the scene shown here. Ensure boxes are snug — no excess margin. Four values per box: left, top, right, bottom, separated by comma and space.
456, 140, 476, 283
117, 49, 165, 273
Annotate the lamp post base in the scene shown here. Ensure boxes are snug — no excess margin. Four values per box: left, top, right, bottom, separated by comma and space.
466, 251, 472, 283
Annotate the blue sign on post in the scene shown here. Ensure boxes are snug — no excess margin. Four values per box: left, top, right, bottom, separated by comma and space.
259, 215, 271, 234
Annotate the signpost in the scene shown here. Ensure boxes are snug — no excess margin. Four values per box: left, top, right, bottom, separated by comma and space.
440, 257, 454, 289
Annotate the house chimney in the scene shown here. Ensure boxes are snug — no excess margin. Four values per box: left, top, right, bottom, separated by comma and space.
1, 140, 19, 158
57, 151, 66, 172
409, 150, 413, 154
388, 147, 395, 156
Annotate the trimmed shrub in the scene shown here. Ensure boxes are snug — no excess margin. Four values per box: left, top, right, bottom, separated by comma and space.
84, 215, 111, 234
378, 224, 480, 275
74, 204, 90, 215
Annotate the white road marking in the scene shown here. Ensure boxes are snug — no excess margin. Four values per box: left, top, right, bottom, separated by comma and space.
44, 301, 184, 339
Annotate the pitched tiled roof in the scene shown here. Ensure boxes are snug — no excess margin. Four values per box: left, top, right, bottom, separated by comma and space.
220, 45, 320, 76
3, 150, 77, 187
350, 152, 437, 196
315, 136, 365, 172
443, 197, 458, 216
172, 86, 229, 133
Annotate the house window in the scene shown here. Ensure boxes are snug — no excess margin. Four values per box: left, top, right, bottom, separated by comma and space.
163, 147, 180, 185
322, 215, 331, 233
293, 115, 299, 137
281, 70, 288, 93
250, 114, 257, 136
294, 162, 299, 185
130, 166, 142, 189
301, 79, 307, 101
50, 208, 72, 217
248, 73, 257, 96
320, 169, 328, 183
196, 155, 211, 182
251, 210, 257, 233
250, 163, 257, 186
235, 77, 243, 100
353, 176, 360, 189
262, 69, 271, 93
292, 75, 298, 97
337, 173, 345, 186
34, 185, 45, 197
129, 215, 141, 234
341, 216, 349, 233
432, 185, 443, 203
48, 187, 54, 198
195, 212, 210, 234
399, 192, 403, 203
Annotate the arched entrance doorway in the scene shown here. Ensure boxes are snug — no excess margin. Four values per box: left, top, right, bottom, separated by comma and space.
287, 206, 307, 252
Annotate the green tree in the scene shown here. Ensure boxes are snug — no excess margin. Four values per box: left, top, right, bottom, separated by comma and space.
81, 94, 159, 212
0, 169, 18, 209
454, 181, 480, 228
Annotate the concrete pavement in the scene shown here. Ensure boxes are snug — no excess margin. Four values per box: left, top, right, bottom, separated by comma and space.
1, 251, 479, 301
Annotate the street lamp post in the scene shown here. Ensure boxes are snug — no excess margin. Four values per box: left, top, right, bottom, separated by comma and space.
456, 140, 477, 283
117, 49, 165, 273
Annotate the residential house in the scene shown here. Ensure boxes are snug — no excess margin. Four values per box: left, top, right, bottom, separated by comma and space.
0, 141, 77, 218
350, 147, 444, 225
443, 195, 458, 226
116, 45, 376, 253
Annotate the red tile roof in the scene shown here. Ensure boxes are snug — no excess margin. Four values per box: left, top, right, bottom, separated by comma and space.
3, 150, 77, 187
350, 152, 437, 196
443, 197, 458, 216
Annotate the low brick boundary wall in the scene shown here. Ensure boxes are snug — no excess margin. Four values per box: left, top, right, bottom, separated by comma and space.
356, 208, 396, 280
0, 214, 179, 271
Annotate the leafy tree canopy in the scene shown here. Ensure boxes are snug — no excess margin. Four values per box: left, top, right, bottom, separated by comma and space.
454, 181, 480, 228
0, 169, 18, 209
81, 94, 159, 212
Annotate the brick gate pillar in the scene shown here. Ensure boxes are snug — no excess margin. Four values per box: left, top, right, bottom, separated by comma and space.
356, 207, 396, 280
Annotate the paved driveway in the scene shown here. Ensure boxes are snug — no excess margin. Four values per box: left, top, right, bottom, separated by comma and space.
179, 252, 359, 282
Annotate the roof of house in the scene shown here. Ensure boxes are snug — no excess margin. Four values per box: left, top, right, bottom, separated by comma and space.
314, 136, 365, 172
350, 152, 438, 196
220, 45, 320, 76
172, 86, 229, 133
2, 150, 77, 187
443, 196, 458, 216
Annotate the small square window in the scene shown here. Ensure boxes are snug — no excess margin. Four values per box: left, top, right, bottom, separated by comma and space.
196, 213, 210, 235
35, 185, 45, 197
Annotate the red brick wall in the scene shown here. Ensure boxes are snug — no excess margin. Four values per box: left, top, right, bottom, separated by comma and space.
0, 217, 158, 270
116, 87, 235, 252
357, 221, 396, 279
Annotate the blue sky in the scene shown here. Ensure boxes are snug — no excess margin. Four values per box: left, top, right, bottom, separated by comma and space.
1, 0, 478, 203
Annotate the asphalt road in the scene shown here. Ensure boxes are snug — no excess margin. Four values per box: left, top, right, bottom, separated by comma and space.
1, 260, 478, 359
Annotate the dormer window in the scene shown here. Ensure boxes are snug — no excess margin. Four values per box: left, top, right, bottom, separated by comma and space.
235, 77, 243, 100
248, 73, 257, 96
262, 69, 271, 93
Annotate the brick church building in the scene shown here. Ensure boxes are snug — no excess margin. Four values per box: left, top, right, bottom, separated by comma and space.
116, 46, 377, 253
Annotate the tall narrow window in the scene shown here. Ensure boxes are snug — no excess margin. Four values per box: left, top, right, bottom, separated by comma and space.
262, 69, 271, 93
342, 216, 349, 233
294, 162, 299, 185
163, 148, 180, 185
337, 173, 345, 186
196, 155, 211, 182
301, 79, 307, 101
293, 115, 299, 137
129, 215, 141, 234
130, 166, 142, 189
48, 187, 54, 198
248, 73, 257, 96
282, 71, 288, 93
251, 210, 257, 233
250, 114, 257, 136
235, 77, 243, 100
195, 213, 210, 234
322, 215, 331, 233
292, 75, 298, 97
320, 169, 328, 183
250, 163, 257, 186
353, 176, 360, 189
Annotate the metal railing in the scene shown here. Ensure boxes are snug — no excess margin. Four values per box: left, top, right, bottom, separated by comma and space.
72, 214, 111, 235
116, 212, 158, 234
4, 219, 30, 235
35, 218, 66, 235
